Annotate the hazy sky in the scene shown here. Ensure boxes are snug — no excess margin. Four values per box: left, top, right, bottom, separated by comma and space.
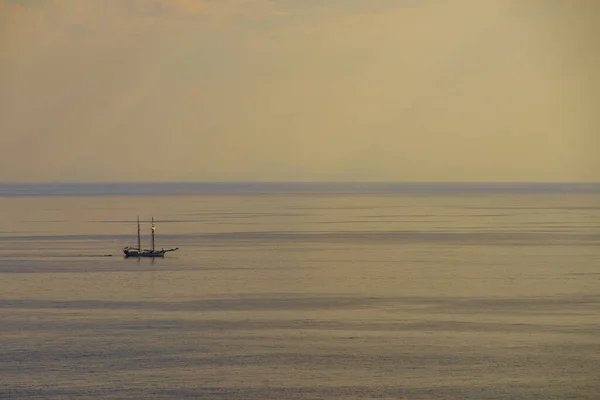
1, 0, 598, 182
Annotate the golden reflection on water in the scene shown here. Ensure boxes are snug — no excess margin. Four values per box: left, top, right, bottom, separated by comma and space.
1, 189, 599, 399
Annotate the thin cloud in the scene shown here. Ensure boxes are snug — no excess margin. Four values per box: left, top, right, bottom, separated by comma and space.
0, 0, 598, 182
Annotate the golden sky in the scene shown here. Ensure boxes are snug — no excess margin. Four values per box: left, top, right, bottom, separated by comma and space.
1, 0, 598, 182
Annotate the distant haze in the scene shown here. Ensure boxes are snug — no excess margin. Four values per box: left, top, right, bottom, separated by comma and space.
1, 0, 598, 182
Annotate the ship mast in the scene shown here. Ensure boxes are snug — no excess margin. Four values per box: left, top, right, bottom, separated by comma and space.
137, 215, 141, 251
151, 217, 156, 252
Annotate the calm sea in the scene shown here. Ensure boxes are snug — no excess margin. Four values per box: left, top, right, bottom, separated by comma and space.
1, 183, 599, 400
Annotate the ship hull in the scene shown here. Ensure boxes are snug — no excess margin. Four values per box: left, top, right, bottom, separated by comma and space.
123, 248, 165, 258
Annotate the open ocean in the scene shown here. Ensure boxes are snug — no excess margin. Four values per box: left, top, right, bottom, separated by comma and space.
1, 182, 599, 400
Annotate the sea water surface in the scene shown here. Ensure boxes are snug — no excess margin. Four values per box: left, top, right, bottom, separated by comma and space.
1, 183, 599, 399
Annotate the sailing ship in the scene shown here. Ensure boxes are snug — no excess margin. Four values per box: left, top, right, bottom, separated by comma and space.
123, 217, 179, 258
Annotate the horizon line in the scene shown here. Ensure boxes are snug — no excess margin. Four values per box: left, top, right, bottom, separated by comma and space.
2, 181, 600, 185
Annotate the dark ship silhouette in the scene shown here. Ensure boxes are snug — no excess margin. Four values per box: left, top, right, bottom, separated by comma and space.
123, 217, 178, 258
